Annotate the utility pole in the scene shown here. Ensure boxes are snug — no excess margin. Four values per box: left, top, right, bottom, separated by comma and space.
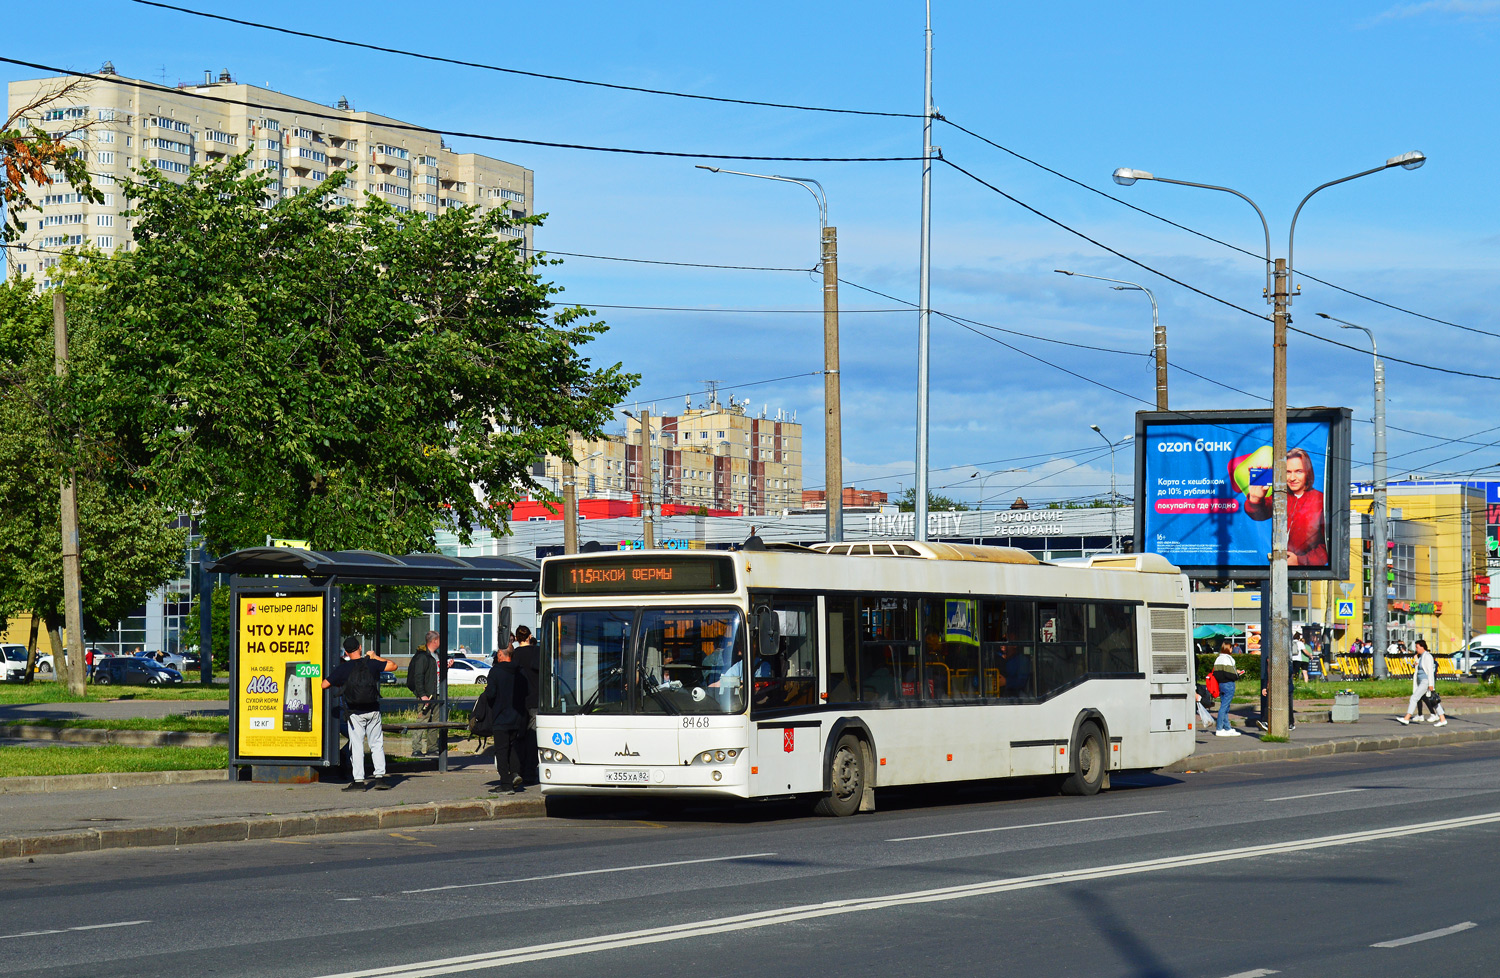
639, 409, 655, 549
823, 224, 843, 542
562, 456, 579, 555
1267, 258, 1291, 739
1372, 339, 1389, 677
54, 294, 86, 696
914, 0, 934, 542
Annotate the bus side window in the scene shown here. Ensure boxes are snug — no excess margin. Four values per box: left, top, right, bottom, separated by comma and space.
1037, 601, 1086, 695
982, 600, 1035, 699
1089, 603, 1137, 674
825, 596, 859, 703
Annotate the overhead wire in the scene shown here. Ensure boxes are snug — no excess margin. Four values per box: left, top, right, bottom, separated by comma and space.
939, 117, 1500, 342
0, 56, 924, 164
129, 0, 923, 119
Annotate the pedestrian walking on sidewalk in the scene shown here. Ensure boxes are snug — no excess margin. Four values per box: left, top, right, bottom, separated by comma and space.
323, 636, 398, 789
1212, 642, 1245, 737
1398, 638, 1447, 727
407, 630, 441, 756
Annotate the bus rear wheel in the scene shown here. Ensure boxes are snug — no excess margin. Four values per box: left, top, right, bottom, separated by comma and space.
1060, 722, 1105, 796
812, 734, 865, 817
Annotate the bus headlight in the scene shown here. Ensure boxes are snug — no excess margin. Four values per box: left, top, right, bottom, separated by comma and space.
541, 748, 573, 764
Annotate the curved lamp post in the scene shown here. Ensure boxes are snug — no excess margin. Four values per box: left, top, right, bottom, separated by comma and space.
1112, 152, 1426, 734
1057, 269, 1165, 409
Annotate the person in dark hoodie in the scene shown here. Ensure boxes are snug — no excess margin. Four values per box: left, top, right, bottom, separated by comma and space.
482, 646, 529, 793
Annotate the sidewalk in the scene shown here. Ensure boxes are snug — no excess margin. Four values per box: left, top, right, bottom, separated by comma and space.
0, 750, 541, 860
1170, 698, 1500, 772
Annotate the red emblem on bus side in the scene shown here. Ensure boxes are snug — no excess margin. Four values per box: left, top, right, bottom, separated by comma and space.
783, 728, 794, 753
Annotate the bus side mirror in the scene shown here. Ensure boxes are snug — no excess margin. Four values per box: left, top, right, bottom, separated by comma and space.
755, 607, 780, 660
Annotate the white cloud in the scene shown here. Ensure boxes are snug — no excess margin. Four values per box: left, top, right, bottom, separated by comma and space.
1373, 0, 1500, 21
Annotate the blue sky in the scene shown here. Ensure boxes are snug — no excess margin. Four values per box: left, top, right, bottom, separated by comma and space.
7, 0, 1500, 508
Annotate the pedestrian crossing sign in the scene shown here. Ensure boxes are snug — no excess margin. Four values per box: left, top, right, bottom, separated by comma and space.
1336, 600, 1355, 620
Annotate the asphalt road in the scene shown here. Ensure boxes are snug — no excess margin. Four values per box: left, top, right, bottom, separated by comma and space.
5, 742, 1500, 978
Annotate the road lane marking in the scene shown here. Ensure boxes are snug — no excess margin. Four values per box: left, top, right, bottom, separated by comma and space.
321, 811, 1500, 977
0, 920, 150, 941
888, 810, 1166, 842
401, 853, 778, 894
1372, 921, 1477, 947
1266, 788, 1367, 802
1221, 970, 1278, 978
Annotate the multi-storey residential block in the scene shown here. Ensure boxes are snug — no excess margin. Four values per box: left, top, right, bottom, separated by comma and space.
6, 65, 534, 284
540, 395, 804, 517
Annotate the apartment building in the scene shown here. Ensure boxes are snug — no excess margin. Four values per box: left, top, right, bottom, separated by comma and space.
540, 395, 804, 517
6, 65, 533, 284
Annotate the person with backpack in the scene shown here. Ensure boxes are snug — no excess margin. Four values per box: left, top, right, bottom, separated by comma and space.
322, 636, 397, 790
509, 625, 541, 784
406, 630, 441, 757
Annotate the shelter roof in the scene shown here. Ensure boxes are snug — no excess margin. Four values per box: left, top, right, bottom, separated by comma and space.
206, 548, 539, 590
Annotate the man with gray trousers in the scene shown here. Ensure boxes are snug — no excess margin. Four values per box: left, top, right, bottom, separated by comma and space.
406, 630, 441, 756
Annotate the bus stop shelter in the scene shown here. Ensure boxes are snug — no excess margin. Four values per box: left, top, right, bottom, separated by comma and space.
207, 548, 540, 780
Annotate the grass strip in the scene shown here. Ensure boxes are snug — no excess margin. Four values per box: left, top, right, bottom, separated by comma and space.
0, 684, 230, 705
0, 745, 228, 778
0, 714, 229, 734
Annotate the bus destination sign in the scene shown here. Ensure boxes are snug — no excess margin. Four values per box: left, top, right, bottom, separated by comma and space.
543, 555, 737, 596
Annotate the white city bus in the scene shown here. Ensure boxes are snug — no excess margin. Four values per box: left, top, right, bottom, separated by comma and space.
535, 542, 1195, 816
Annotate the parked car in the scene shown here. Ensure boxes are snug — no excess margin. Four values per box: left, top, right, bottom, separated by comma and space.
445, 658, 489, 685
1, 645, 30, 682
135, 649, 187, 672
94, 657, 184, 686
1465, 650, 1500, 677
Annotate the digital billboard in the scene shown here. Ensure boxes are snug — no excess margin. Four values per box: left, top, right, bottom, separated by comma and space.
231, 589, 335, 764
1133, 408, 1351, 580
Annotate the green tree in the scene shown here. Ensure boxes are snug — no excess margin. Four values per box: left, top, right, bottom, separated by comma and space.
0, 280, 186, 685
896, 487, 972, 513
66, 157, 636, 555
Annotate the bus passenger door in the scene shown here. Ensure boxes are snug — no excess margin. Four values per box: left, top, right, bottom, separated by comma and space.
748, 594, 824, 795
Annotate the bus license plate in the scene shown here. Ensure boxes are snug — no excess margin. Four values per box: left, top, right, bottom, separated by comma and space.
604, 769, 650, 784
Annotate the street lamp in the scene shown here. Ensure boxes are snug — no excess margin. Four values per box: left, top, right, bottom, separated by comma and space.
1317, 312, 1388, 675
1056, 269, 1165, 409
1090, 425, 1121, 554
1114, 151, 1426, 737
697, 165, 843, 543
968, 468, 1026, 511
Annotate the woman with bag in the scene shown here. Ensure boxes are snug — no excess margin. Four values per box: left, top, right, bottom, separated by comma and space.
1211, 641, 1245, 737
1397, 638, 1447, 727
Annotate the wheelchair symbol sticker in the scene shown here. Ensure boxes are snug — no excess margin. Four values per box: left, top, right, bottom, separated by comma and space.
551, 732, 573, 746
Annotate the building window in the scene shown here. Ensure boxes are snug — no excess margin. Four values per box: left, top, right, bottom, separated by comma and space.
152, 137, 191, 155
97, 214, 113, 227
96, 236, 113, 248
152, 117, 191, 134
97, 108, 115, 121
96, 151, 115, 164
96, 131, 115, 144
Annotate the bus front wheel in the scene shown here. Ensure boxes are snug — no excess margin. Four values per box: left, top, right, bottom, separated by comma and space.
1059, 722, 1105, 796
813, 734, 866, 817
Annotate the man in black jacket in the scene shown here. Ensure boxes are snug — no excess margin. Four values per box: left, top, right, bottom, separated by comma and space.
509, 626, 541, 784
406, 630, 440, 756
483, 647, 528, 793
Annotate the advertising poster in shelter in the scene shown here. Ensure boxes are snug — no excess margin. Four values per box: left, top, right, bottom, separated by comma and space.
235, 593, 326, 759
1135, 409, 1351, 580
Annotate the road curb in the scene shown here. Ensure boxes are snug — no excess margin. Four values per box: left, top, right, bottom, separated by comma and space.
1164, 726, 1500, 773
0, 795, 544, 860
0, 723, 226, 748
0, 768, 227, 795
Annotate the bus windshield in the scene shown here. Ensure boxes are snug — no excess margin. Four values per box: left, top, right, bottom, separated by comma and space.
541, 608, 746, 716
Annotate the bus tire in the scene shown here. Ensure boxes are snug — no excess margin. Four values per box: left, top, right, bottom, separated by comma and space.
812, 734, 866, 817
1060, 722, 1105, 796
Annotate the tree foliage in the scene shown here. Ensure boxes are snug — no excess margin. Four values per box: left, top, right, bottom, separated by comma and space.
1, 78, 103, 243
0, 280, 186, 648
896, 487, 972, 512
66, 157, 636, 555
